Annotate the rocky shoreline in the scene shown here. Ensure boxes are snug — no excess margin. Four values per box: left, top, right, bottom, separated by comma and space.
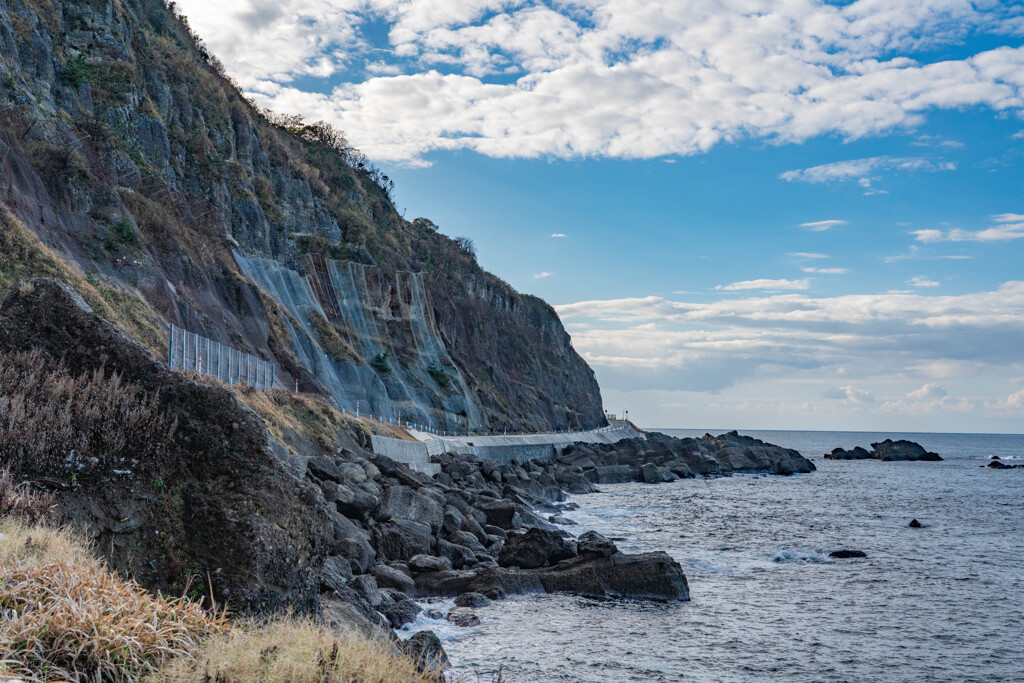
0, 278, 817, 674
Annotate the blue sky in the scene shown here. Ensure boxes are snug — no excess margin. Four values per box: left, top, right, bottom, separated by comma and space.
176, 0, 1024, 432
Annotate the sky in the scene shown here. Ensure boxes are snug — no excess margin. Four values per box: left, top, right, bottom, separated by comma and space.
174, 0, 1024, 433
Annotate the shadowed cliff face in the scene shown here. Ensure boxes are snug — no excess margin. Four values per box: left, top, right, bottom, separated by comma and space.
0, 0, 604, 431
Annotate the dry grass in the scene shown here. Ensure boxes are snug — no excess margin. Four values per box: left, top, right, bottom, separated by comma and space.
346, 414, 415, 441
0, 350, 176, 478
0, 469, 56, 526
309, 310, 361, 364
0, 517, 228, 683
154, 617, 442, 683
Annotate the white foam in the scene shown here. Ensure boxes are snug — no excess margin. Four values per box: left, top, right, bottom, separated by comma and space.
771, 548, 827, 563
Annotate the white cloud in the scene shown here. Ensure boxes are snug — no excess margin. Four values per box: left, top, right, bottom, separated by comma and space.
908, 275, 939, 287
789, 252, 829, 260
908, 383, 947, 400
780, 156, 957, 191
555, 281, 1024, 393
716, 279, 811, 291
533, 271, 551, 279
174, 1, 1024, 163
913, 213, 1024, 242
550, 233, 567, 238
800, 219, 846, 231
802, 267, 848, 274
822, 386, 875, 404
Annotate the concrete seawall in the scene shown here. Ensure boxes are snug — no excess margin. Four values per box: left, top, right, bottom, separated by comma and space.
371, 420, 642, 474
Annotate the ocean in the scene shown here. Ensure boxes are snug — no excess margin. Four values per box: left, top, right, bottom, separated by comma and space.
405, 430, 1024, 682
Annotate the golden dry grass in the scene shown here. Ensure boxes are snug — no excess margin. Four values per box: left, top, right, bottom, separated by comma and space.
154, 617, 442, 683
0, 518, 227, 683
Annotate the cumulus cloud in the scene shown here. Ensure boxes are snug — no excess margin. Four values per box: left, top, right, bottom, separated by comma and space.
550, 233, 567, 238
912, 213, 1024, 242
533, 271, 552, 279
716, 279, 811, 291
555, 281, 1024, 392
173, 1, 1024, 163
907, 383, 947, 400
908, 275, 940, 287
789, 252, 829, 259
800, 220, 846, 231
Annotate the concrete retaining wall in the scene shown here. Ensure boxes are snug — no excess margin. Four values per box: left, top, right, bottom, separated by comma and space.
368, 436, 440, 475
370, 420, 643, 471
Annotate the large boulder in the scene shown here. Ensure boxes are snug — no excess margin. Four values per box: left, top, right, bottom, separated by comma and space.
369, 564, 416, 593
534, 551, 690, 601
409, 554, 453, 573
498, 527, 577, 569
576, 531, 618, 558
399, 631, 449, 676
374, 485, 444, 533
374, 519, 434, 561
479, 499, 522, 529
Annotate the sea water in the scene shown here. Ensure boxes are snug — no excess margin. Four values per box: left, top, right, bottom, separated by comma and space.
406, 431, 1024, 682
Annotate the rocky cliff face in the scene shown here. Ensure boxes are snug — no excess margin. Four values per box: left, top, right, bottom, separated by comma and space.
0, 0, 604, 431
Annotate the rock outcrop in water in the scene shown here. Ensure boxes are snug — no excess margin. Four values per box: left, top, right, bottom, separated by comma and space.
826, 440, 942, 461
0, 0, 603, 433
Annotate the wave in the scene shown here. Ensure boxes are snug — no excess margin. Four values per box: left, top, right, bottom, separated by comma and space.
772, 548, 828, 563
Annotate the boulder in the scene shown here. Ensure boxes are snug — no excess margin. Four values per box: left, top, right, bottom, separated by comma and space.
399, 631, 449, 676
498, 527, 577, 569
307, 456, 343, 483
446, 607, 481, 627
534, 551, 689, 601
374, 485, 444, 533
829, 549, 867, 559
909, 519, 923, 528
479, 500, 522, 529
322, 596, 394, 644
436, 539, 478, 570
374, 519, 433, 561
384, 597, 423, 629
576, 531, 618, 558
640, 462, 676, 483
369, 564, 416, 593
348, 574, 383, 608
328, 513, 376, 573
454, 592, 491, 608
333, 482, 379, 519
409, 554, 453, 573
319, 556, 354, 593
